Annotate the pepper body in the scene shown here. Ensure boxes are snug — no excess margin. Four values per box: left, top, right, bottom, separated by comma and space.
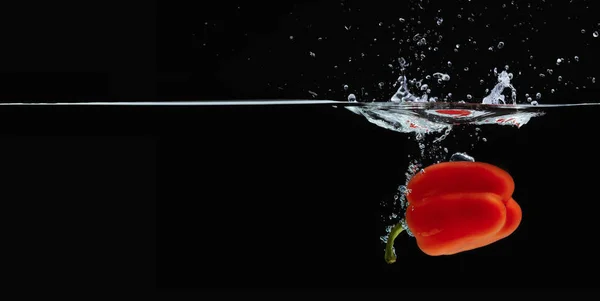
405, 161, 522, 256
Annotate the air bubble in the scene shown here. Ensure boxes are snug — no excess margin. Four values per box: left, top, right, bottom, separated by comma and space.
450, 152, 475, 162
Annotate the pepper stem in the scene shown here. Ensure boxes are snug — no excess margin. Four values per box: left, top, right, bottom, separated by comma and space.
384, 222, 405, 264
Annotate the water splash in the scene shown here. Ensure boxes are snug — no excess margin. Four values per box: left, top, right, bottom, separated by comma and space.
482, 71, 517, 105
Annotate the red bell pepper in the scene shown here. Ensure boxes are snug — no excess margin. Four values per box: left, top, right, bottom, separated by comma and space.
385, 161, 521, 263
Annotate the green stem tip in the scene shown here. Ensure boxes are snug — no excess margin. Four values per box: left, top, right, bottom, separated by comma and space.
384, 222, 405, 264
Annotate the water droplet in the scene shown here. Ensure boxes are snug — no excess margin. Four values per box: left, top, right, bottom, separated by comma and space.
466, 94, 473, 100
594, 31, 599, 38
482, 138, 487, 142
399, 18, 406, 23
593, 77, 597, 84
444, 148, 448, 153
551, 88, 556, 93
433, 72, 450, 81
556, 58, 562, 65
447, 61, 452, 67
457, 14, 462, 19
289, 36, 294, 40
343, 84, 349, 91
558, 76, 563, 82
531, 101, 539, 106
464, 67, 469, 71
436, 17, 443, 26
309, 51, 316, 58
379, 22, 383, 26
547, 69, 553, 75
527, 97, 532, 102
348, 94, 357, 102
581, 29, 586, 34
539, 73, 546, 78
536, 92, 542, 100
497, 41, 505, 49
574, 56, 580, 62
379, 82, 385, 88
455, 44, 460, 49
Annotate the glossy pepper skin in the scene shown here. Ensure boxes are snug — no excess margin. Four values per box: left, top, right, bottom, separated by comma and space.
405, 161, 522, 256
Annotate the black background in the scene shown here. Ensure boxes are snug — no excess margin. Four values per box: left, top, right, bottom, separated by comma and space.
2, 0, 600, 291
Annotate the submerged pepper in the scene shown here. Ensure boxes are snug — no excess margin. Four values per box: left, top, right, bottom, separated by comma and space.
385, 161, 521, 263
